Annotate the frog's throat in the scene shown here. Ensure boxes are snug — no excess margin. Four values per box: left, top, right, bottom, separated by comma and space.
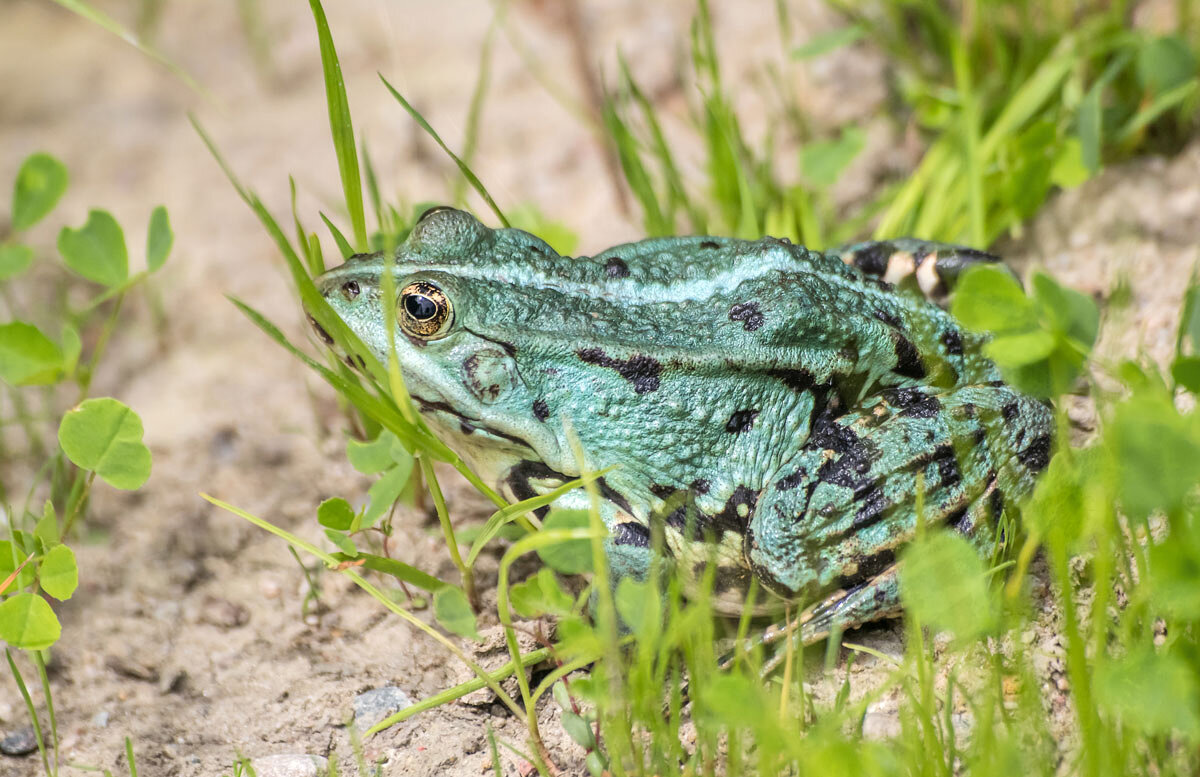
414, 397, 569, 490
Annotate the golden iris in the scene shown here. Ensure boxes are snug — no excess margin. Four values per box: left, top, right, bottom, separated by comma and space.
399, 281, 453, 338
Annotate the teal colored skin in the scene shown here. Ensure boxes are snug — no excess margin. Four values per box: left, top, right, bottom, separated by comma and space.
314, 207, 1053, 642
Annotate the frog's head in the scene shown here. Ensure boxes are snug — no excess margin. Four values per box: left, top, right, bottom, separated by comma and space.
312, 207, 569, 491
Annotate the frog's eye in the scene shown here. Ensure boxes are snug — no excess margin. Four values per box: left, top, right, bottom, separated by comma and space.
399, 281, 453, 339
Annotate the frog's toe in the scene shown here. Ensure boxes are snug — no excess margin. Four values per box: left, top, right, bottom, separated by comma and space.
831, 238, 1007, 305
797, 562, 903, 645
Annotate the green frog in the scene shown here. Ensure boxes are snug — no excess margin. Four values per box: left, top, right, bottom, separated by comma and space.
313, 207, 1053, 642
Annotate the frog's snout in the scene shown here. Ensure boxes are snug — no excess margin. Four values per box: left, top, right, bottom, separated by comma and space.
310, 268, 363, 345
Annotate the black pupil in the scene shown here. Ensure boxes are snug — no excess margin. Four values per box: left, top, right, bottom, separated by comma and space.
405, 294, 438, 321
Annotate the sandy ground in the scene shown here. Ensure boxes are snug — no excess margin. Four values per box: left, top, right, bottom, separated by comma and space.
1, 1, 1197, 775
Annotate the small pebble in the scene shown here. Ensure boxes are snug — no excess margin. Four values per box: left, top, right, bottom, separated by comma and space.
0, 727, 38, 756
92, 710, 110, 728
261, 577, 283, 599
250, 754, 328, 777
352, 687, 413, 732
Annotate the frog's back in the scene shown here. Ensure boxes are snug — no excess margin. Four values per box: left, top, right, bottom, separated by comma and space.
444, 228, 999, 393
557, 232, 998, 391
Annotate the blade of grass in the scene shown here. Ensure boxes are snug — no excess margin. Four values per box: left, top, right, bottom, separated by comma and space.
496, 525, 607, 764
1115, 78, 1199, 143
953, 39, 985, 246
192, 115, 390, 389
329, 552, 449, 591
289, 177, 322, 277
228, 297, 425, 452
464, 465, 616, 568
227, 289, 509, 506
319, 212, 354, 260
455, 20, 497, 205
367, 646, 556, 734
49, 0, 208, 97
308, 0, 368, 251
33, 652, 58, 774
618, 55, 706, 232
377, 241, 476, 606
124, 737, 137, 777
198, 114, 514, 550
601, 94, 669, 235
379, 74, 510, 228
361, 136, 386, 244
5, 649, 51, 776
978, 36, 1078, 160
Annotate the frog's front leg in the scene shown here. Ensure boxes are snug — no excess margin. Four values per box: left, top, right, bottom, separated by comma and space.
746, 383, 1052, 642
548, 488, 657, 607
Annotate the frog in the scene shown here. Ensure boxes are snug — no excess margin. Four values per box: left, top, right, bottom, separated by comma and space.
312, 206, 1054, 643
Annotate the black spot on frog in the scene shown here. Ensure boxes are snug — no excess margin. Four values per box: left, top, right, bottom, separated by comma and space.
852, 482, 890, 529
711, 485, 759, 532
612, 522, 650, 548
576, 348, 662, 394
729, 301, 765, 331
766, 368, 817, 392
882, 387, 941, 419
873, 308, 903, 329
941, 328, 964, 356
852, 241, 894, 276
1019, 434, 1052, 471
891, 333, 927, 379
604, 257, 630, 278
725, 409, 759, 433
989, 487, 1006, 519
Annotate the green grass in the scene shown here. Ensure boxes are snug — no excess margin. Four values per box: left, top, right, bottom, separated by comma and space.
603, 0, 1199, 248
188, 1, 1200, 776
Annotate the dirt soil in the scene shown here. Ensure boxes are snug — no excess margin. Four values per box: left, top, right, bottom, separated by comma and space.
1, 1, 1197, 775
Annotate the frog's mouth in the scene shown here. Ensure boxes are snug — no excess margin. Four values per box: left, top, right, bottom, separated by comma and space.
411, 393, 563, 499
306, 314, 370, 371
307, 313, 333, 346
410, 394, 534, 451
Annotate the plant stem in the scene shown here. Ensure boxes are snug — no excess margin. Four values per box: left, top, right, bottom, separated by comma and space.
6, 648, 52, 776
34, 651, 59, 774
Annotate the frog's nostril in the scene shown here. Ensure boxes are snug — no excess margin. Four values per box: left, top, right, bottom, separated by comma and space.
307, 313, 334, 345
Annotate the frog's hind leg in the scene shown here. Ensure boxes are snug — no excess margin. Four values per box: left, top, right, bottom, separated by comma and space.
828, 239, 1004, 305
794, 477, 1001, 645
739, 476, 1003, 676
744, 384, 1051, 645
